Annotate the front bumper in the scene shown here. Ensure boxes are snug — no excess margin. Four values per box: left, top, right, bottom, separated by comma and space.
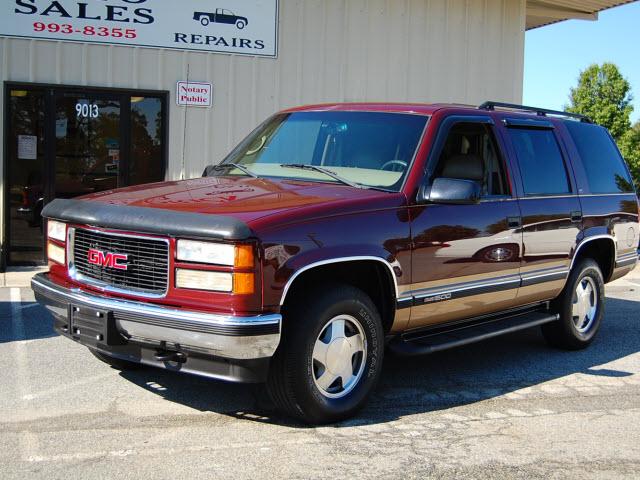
31, 273, 281, 382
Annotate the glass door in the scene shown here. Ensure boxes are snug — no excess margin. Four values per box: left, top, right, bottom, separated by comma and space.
6, 88, 47, 265
4, 84, 167, 267
54, 92, 123, 198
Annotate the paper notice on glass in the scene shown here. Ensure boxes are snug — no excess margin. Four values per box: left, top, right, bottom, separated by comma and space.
18, 135, 37, 160
56, 119, 67, 138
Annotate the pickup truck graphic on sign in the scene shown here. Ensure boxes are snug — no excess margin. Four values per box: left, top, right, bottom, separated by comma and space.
193, 9, 249, 29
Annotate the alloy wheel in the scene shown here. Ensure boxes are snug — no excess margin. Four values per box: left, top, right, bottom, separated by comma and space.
312, 314, 367, 399
572, 276, 598, 333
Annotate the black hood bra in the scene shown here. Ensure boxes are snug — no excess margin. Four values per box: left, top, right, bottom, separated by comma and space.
42, 198, 253, 241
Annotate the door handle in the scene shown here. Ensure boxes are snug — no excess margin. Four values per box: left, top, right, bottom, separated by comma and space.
507, 216, 521, 229
570, 211, 583, 223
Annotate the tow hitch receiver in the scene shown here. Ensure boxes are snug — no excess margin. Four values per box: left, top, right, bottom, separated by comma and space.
154, 350, 187, 363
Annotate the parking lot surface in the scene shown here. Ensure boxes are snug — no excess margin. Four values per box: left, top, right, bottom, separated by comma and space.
2, 275, 639, 479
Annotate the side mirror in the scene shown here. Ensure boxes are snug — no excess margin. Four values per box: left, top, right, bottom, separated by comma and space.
419, 177, 481, 205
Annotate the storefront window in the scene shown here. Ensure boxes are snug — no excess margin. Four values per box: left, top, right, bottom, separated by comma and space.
130, 97, 164, 185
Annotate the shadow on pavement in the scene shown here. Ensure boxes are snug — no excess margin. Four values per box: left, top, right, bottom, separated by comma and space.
0, 301, 58, 343
112, 296, 640, 427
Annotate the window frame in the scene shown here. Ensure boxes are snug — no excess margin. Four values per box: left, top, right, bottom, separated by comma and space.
423, 115, 515, 202
502, 120, 577, 198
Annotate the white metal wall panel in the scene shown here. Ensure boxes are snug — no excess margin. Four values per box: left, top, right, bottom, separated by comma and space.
0, 0, 525, 242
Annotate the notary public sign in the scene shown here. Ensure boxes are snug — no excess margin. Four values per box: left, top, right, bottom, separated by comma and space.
1, 1, 278, 57
177, 81, 212, 107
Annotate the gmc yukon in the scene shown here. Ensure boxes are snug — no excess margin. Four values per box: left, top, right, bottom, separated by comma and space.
32, 101, 640, 424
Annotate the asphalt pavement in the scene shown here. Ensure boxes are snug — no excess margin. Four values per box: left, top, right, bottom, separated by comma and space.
1, 273, 639, 479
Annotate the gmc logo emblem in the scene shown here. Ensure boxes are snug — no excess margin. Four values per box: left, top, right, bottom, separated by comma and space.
87, 248, 128, 271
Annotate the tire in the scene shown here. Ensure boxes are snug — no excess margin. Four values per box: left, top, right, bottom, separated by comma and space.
267, 284, 384, 424
90, 348, 142, 371
200, 17, 210, 26
542, 259, 605, 350
236, 20, 246, 29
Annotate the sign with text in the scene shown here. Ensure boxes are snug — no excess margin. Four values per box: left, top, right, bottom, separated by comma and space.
18, 135, 37, 160
177, 81, 213, 107
1, 1, 278, 57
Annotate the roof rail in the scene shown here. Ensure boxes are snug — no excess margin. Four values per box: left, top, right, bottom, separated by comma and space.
478, 101, 592, 123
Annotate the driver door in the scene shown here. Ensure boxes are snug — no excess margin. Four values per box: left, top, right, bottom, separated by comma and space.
407, 116, 523, 329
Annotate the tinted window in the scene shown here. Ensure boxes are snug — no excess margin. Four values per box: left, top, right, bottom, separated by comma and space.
435, 122, 510, 196
565, 122, 634, 193
509, 128, 570, 195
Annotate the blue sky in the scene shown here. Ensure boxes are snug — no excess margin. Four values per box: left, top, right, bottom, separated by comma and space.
523, 1, 640, 123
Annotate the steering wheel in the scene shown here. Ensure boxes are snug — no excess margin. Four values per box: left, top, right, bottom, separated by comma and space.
381, 159, 408, 172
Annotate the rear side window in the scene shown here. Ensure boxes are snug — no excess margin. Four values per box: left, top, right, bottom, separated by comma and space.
508, 128, 571, 195
565, 122, 634, 193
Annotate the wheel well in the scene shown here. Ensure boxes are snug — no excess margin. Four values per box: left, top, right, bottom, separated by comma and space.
572, 238, 615, 282
282, 261, 397, 333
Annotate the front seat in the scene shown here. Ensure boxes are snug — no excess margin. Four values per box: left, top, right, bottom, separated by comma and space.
441, 154, 484, 182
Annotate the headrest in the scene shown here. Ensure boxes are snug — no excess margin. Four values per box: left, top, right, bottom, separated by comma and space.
441, 154, 483, 181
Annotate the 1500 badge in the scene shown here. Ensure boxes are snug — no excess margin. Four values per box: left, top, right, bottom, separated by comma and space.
419, 292, 453, 304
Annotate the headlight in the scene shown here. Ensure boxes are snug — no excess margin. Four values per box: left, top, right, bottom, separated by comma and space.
175, 268, 233, 292
47, 242, 65, 264
176, 240, 254, 267
47, 220, 66, 243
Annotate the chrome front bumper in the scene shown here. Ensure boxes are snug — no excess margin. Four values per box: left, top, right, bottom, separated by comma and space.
31, 273, 281, 361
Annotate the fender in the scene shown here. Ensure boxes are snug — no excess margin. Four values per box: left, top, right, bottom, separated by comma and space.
569, 234, 617, 282
278, 252, 402, 306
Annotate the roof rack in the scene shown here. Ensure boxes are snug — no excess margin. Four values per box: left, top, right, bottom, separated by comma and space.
478, 101, 592, 123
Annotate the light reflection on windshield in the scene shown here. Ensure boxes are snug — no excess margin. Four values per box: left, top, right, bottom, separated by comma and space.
218, 111, 428, 191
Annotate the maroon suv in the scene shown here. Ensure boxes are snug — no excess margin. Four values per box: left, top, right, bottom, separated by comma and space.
32, 101, 640, 424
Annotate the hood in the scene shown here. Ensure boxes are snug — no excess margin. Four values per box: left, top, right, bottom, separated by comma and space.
78, 175, 405, 230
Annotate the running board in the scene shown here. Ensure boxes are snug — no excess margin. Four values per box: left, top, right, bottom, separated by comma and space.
389, 311, 559, 356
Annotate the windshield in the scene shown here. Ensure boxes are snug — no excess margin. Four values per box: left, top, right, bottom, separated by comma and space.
218, 111, 428, 191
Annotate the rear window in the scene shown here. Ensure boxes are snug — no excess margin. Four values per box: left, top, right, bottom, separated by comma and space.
508, 128, 571, 195
565, 122, 635, 193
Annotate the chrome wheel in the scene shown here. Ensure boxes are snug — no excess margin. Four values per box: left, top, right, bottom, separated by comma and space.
572, 276, 598, 333
312, 314, 367, 399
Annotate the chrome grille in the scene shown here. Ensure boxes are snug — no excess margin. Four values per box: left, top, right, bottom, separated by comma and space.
71, 228, 169, 296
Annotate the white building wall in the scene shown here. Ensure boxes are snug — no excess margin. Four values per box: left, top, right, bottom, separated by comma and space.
0, 0, 526, 240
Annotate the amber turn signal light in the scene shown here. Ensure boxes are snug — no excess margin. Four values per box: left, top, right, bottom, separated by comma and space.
233, 273, 255, 294
234, 245, 254, 268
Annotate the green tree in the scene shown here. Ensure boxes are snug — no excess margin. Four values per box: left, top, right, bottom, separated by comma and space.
619, 121, 640, 183
567, 63, 639, 186
566, 63, 633, 139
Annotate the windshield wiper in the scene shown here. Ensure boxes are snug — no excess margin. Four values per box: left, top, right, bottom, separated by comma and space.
206, 162, 259, 178
279, 164, 367, 189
